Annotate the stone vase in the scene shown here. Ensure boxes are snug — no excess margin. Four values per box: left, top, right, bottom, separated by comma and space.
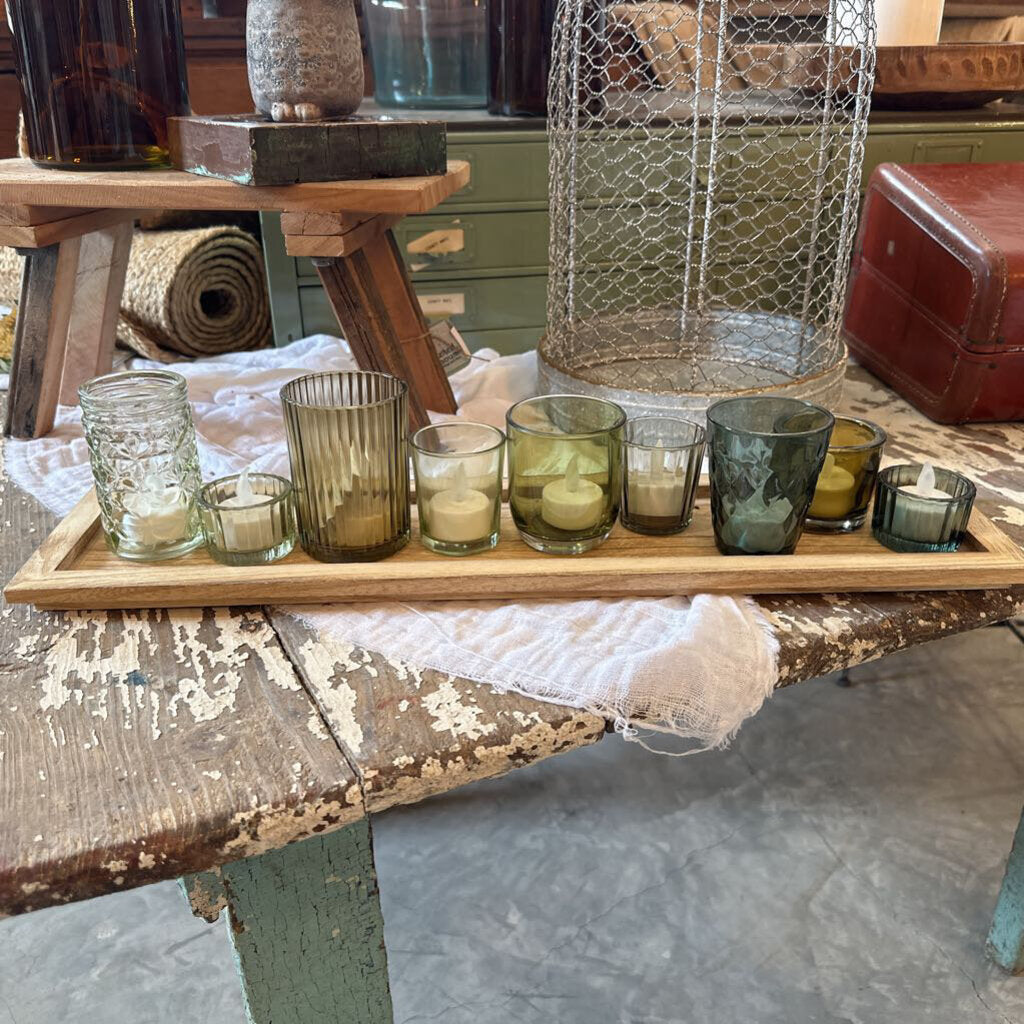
247, 0, 364, 122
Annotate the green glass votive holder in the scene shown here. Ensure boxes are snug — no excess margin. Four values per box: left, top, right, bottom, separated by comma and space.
707, 396, 834, 556
872, 464, 976, 553
411, 422, 505, 556
805, 416, 887, 532
506, 394, 625, 554
199, 472, 296, 566
281, 371, 410, 563
621, 417, 705, 536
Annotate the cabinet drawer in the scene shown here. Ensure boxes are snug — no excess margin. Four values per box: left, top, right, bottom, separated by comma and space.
441, 139, 549, 210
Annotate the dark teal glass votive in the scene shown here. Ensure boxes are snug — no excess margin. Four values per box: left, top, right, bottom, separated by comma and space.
707, 396, 834, 555
872, 464, 976, 553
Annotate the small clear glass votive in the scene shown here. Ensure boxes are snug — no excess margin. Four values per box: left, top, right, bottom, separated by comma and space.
507, 394, 625, 554
79, 369, 203, 561
411, 422, 505, 556
872, 464, 976, 553
281, 371, 410, 562
806, 416, 887, 532
199, 473, 296, 566
621, 417, 705, 536
707, 396, 834, 556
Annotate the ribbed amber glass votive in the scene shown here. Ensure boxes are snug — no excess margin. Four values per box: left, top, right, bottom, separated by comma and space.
506, 394, 625, 554
281, 371, 410, 562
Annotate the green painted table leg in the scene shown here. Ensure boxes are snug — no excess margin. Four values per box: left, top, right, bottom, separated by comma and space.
181, 817, 394, 1023
988, 806, 1024, 974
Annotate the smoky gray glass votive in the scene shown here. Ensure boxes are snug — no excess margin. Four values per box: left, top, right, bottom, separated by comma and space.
621, 417, 705, 535
506, 394, 625, 554
199, 472, 295, 566
411, 422, 505, 556
707, 396, 834, 555
281, 371, 410, 562
872, 464, 976, 553
79, 370, 203, 561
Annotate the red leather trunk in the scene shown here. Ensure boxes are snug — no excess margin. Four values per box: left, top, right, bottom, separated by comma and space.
844, 162, 1024, 423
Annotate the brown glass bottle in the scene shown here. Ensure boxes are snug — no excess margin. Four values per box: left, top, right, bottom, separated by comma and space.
487, 0, 557, 116
7, 0, 190, 170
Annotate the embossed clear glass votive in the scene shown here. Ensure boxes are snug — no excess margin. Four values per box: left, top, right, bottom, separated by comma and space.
411, 422, 504, 556
281, 371, 410, 562
872, 464, 976, 553
707, 396, 834, 556
506, 394, 625, 554
806, 416, 887, 532
199, 473, 295, 566
79, 370, 203, 561
621, 417, 705, 536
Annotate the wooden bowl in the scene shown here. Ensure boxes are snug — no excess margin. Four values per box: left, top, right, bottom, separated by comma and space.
873, 42, 1024, 109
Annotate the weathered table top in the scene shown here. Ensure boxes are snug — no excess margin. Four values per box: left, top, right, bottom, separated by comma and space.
1, 363, 1021, 916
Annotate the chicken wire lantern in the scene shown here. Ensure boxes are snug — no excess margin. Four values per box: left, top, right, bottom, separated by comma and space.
539, 0, 876, 420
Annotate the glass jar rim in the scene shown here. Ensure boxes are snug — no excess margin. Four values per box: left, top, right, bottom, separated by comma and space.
199, 472, 293, 511
828, 415, 887, 452
280, 370, 408, 411
79, 369, 188, 410
506, 393, 627, 438
707, 396, 834, 438
411, 421, 505, 457
877, 464, 977, 504
624, 415, 706, 450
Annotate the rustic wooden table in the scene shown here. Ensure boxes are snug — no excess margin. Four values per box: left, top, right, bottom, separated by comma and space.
1, 363, 1022, 1023
0, 158, 469, 440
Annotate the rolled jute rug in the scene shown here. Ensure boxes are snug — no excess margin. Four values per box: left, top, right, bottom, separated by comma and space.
0, 225, 273, 362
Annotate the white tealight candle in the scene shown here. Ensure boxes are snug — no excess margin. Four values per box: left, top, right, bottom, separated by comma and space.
219, 468, 276, 552
891, 462, 953, 542
720, 481, 794, 552
121, 478, 190, 547
628, 446, 685, 518
429, 463, 494, 543
541, 454, 604, 531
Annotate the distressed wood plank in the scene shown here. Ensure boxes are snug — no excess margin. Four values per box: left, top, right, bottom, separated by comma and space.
0, 401, 363, 916
182, 818, 393, 1024
0, 207, 138, 248
0, 158, 470, 215
283, 214, 401, 258
268, 613, 606, 814
4, 239, 80, 439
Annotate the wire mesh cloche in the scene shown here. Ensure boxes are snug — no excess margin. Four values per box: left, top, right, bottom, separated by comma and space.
540, 0, 876, 419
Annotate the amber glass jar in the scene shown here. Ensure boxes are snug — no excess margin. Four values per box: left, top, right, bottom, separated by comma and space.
7, 0, 190, 170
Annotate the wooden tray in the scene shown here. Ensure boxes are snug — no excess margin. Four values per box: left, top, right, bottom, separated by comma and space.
6, 486, 1023, 610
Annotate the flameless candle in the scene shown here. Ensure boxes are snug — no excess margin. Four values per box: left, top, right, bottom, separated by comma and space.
429, 464, 494, 543
808, 454, 856, 520
628, 446, 686, 518
217, 468, 276, 551
872, 462, 976, 553
889, 462, 953, 543
542, 454, 604, 531
718, 482, 795, 553
121, 478, 191, 547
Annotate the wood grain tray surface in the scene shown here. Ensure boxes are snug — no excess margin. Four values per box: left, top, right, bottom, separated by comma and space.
6, 486, 1023, 611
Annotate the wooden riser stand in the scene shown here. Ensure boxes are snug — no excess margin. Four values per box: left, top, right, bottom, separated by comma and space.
0, 159, 467, 439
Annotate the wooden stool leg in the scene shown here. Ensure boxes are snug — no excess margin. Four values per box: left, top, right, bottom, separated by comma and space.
5, 238, 82, 439
988, 806, 1024, 973
313, 227, 456, 432
180, 817, 394, 1024
59, 221, 133, 405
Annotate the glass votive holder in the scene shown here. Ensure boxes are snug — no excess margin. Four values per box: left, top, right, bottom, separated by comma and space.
506, 394, 625, 555
621, 417, 705, 536
281, 371, 410, 563
707, 396, 834, 556
805, 416, 887, 532
411, 422, 505, 556
79, 369, 203, 562
199, 472, 296, 566
872, 464, 976, 553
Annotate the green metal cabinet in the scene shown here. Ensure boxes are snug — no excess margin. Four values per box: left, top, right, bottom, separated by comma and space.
262, 114, 1024, 356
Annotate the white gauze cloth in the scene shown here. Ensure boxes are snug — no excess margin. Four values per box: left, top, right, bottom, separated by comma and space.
5, 335, 779, 752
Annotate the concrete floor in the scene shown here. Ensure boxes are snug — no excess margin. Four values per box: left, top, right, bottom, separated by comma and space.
2, 625, 1023, 1024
